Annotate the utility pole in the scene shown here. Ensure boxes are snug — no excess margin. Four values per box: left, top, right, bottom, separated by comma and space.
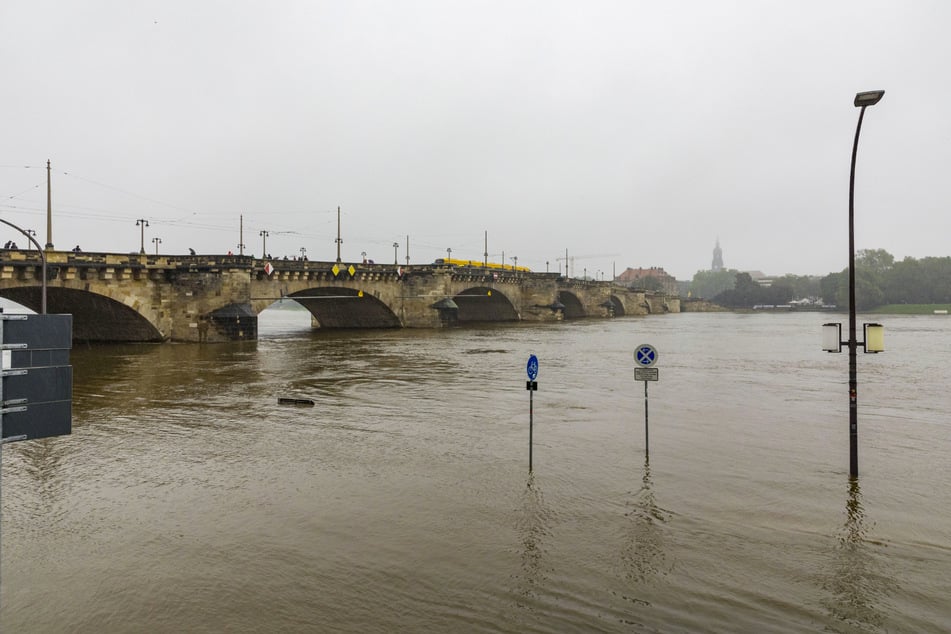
45, 159, 53, 250
237, 214, 245, 256
483, 230, 488, 271
335, 206, 342, 263
405, 235, 409, 266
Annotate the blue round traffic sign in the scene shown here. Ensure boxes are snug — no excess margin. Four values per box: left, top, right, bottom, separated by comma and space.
634, 344, 658, 368
526, 354, 539, 380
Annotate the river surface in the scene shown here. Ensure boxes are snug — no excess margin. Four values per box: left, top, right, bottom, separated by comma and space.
1, 309, 950, 633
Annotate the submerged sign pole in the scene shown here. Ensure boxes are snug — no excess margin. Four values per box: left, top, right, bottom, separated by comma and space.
526, 354, 538, 472
633, 344, 659, 459
644, 379, 649, 458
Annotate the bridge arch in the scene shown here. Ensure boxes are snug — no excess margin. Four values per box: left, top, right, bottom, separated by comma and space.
288, 287, 401, 328
0, 286, 164, 342
557, 290, 586, 319
604, 295, 626, 317
453, 286, 519, 322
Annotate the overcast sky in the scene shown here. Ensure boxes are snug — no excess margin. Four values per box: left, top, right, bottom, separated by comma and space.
2, 1, 948, 280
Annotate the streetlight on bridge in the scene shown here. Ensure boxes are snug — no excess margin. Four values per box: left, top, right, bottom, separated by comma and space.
25, 229, 36, 250
152, 237, 162, 255
299, 247, 307, 260
335, 206, 343, 263
447, 247, 452, 262
260, 230, 269, 257
393, 242, 399, 265
822, 89, 886, 479
136, 219, 149, 254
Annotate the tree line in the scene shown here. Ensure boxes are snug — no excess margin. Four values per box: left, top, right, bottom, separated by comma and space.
688, 249, 951, 309
820, 249, 951, 310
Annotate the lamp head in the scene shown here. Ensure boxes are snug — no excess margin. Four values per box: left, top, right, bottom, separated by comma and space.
854, 90, 885, 107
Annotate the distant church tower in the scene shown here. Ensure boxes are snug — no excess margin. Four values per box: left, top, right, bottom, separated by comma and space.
711, 238, 724, 272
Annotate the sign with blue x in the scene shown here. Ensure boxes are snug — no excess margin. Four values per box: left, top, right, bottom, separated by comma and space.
634, 344, 658, 368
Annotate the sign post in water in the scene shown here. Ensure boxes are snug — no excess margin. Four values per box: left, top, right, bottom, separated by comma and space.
526, 354, 538, 472
633, 344, 659, 458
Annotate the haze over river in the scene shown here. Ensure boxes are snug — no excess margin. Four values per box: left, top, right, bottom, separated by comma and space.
2, 309, 949, 633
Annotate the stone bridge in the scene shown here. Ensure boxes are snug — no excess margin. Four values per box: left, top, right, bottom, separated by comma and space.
0, 250, 679, 343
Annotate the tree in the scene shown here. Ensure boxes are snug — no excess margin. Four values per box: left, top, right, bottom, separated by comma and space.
883, 257, 921, 304
856, 248, 894, 276
772, 274, 820, 300
689, 269, 737, 299
828, 249, 894, 309
820, 272, 841, 305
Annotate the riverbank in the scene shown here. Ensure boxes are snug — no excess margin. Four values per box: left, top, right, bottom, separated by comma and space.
868, 303, 951, 314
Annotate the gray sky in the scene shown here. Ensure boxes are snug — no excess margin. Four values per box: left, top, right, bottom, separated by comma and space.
2, 1, 948, 281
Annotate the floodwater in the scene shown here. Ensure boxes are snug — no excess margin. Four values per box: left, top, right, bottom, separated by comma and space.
1, 308, 950, 633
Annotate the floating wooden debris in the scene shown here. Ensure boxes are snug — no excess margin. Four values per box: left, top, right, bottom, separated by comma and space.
278, 397, 315, 407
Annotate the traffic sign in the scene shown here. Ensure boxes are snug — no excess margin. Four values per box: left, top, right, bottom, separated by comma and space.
635, 367, 659, 382
634, 344, 658, 368
526, 354, 538, 380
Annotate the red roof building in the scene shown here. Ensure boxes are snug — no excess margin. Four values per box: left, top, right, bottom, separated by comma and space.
615, 267, 678, 293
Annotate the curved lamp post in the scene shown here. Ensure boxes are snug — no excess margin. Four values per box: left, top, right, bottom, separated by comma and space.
0, 218, 46, 314
849, 90, 885, 477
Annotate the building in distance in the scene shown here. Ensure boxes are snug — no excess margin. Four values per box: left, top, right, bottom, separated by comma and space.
616, 266, 679, 294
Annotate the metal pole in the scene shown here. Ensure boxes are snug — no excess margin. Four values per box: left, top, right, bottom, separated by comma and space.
393, 242, 398, 265
260, 230, 268, 257
0, 219, 46, 313
335, 206, 342, 263
45, 159, 53, 250
405, 235, 409, 266
644, 380, 649, 459
529, 387, 534, 473
848, 106, 867, 478
136, 219, 149, 254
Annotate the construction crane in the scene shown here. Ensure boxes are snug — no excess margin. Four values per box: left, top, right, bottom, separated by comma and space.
555, 251, 620, 279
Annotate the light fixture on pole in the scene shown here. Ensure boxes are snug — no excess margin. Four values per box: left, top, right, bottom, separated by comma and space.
136, 219, 149, 254
823, 89, 885, 479
393, 242, 399, 266
260, 230, 269, 257
152, 237, 162, 255
335, 206, 342, 263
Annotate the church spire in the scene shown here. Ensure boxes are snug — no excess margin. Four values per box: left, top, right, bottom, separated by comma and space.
712, 238, 724, 272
